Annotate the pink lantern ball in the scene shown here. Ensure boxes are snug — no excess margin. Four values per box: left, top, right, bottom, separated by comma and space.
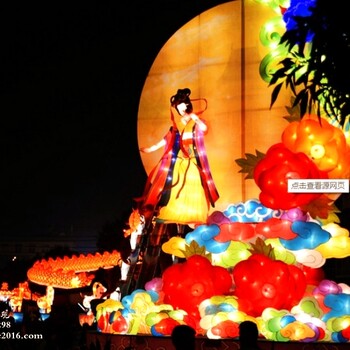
145, 277, 163, 293
207, 211, 231, 226
281, 208, 308, 222
313, 279, 342, 296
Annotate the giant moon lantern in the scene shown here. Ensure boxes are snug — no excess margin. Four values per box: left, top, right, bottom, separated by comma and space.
137, 1, 290, 213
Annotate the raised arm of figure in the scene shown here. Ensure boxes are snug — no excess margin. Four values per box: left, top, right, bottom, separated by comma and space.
190, 112, 207, 132
139, 138, 166, 153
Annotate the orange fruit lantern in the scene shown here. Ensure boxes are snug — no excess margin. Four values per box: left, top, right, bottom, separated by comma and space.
282, 115, 350, 179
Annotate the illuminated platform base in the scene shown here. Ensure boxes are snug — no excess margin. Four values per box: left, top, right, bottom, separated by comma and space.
86, 332, 349, 350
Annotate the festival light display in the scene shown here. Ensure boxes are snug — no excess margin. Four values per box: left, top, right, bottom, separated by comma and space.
27, 251, 121, 289
90, 198, 350, 342
24, 0, 350, 344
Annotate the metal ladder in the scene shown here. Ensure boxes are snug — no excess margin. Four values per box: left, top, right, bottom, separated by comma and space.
119, 220, 180, 297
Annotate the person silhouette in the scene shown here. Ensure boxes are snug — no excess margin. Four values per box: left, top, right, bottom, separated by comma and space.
239, 320, 261, 350
139, 88, 219, 226
171, 324, 196, 350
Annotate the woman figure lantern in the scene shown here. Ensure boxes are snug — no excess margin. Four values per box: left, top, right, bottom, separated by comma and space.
139, 88, 219, 225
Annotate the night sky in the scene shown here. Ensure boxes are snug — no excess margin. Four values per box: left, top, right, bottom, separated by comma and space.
1, 1, 229, 237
